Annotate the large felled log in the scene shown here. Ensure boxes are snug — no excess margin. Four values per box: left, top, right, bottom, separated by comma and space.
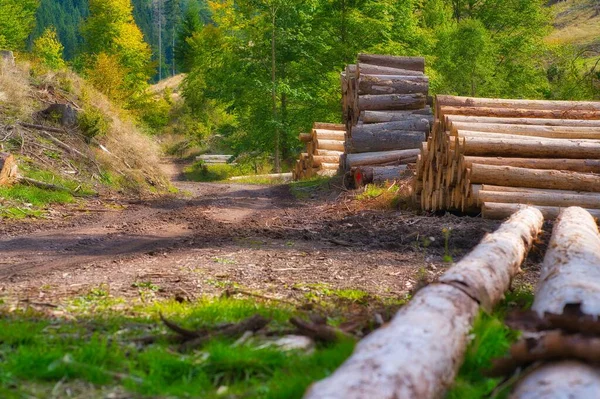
455, 130, 600, 144
362, 109, 433, 123
305, 208, 543, 399
461, 156, 600, 174
352, 119, 430, 135
312, 129, 346, 141
311, 155, 341, 167
437, 95, 600, 112
316, 139, 345, 152
347, 130, 425, 153
455, 136, 600, 159
470, 164, 600, 193
345, 149, 419, 169
511, 207, 600, 398
313, 122, 345, 131
358, 63, 424, 76
358, 94, 427, 111
439, 106, 600, 120
357, 54, 425, 72
299, 133, 312, 143
477, 190, 600, 209
439, 207, 544, 311
353, 165, 408, 187
0, 152, 18, 186
446, 115, 600, 127
449, 122, 600, 139
358, 75, 428, 95
482, 202, 600, 220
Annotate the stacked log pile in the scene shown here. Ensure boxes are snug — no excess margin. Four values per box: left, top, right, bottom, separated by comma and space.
414, 95, 600, 218
293, 122, 345, 180
341, 54, 433, 187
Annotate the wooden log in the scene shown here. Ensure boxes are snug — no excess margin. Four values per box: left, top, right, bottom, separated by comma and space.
299, 133, 312, 143
352, 120, 430, 135
316, 140, 345, 152
450, 122, 600, 139
454, 130, 600, 144
358, 54, 425, 72
311, 155, 341, 167
317, 169, 337, 177
315, 149, 344, 156
482, 202, 600, 220
305, 208, 543, 399
357, 63, 424, 76
0, 152, 17, 186
358, 75, 428, 95
446, 115, 600, 127
345, 149, 419, 169
437, 95, 600, 112
353, 165, 408, 187
477, 190, 600, 209
358, 94, 427, 111
320, 162, 339, 170
511, 207, 600, 399
313, 122, 345, 131
470, 164, 600, 193
455, 137, 600, 159
461, 156, 600, 174
439, 106, 600, 120
362, 109, 433, 124
312, 129, 346, 141
348, 130, 425, 153
439, 207, 544, 311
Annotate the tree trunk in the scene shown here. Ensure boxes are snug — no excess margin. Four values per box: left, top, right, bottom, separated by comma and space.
316, 140, 345, 152
313, 122, 345, 131
477, 190, 600, 209
345, 149, 419, 169
362, 109, 433, 124
310, 155, 341, 167
352, 120, 430, 135
454, 130, 600, 143
461, 156, 600, 174
312, 129, 346, 141
449, 122, 600, 139
359, 94, 427, 111
357, 54, 425, 72
439, 106, 600, 120
455, 137, 600, 159
353, 165, 408, 187
271, 10, 280, 173
358, 63, 424, 77
358, 75, 428, 95
437, 95, 600, 112
510, 207, 600, 398
0, 152, 17, 186
348, 130, 425, 153
305, 207, 543, 399
470, 164, 600, 193
446, 115, 600, 127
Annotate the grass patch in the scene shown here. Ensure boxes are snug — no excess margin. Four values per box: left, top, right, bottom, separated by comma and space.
289, 177, 332, 199
354, 181, 412, 209
0, 185, 74, 207
0, 296, 354, 398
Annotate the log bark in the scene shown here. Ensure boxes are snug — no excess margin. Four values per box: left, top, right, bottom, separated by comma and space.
313, 122, 345, 131
357, 63, 424, 76
456, 136, 600, 159
312, 129, 346, 141
450, 122, 600, 139
320, 162, 339, 170
470, 164, 600, 193
455, 130, 600, 143
305, 207, 543, 399
477, 190, 600, 209
439, 207, 544, 311
304, 284, 479, 399
315, 149, 344, 157
437, 95, 600, 112
482, 202, 600, 220
446, 115, 600, 127
362, 109, 433, 124
299, 133, 312, 143
352, 120, 430, 135
511, 207, 600, 399
345, 149, 419, 169
353, 165, 408, 187
358, 54, 425, 72
358, 94, 427, 111
439, 106, 600, 120
316, 140, 345, 152
0, 152, 17, 186
311, 155, 340, 167
348, 130, 425, 153
358, 75, 428, 95
461, 156, 600, 174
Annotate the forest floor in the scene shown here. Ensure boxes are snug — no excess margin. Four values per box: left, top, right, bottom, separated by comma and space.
0, 159, 545, 398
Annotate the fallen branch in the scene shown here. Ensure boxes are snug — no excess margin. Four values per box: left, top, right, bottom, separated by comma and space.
18, 176, 70, 192
18, 121, 66, 134
290, 317, 351, 343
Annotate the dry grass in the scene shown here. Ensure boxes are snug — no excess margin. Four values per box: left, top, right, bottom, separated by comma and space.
0, 60, 33, 120
547, 0, 600, 47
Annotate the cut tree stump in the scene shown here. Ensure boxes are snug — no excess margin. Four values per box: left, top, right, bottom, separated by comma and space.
0, 152, 17, 186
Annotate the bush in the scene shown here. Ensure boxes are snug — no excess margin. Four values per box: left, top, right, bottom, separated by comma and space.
78, 106, 111, 140
33, 28, 65, 70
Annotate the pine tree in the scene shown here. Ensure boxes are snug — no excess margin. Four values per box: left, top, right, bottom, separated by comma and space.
175, 0, 202, 72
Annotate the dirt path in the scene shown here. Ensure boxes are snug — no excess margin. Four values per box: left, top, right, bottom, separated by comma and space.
0, 161, 506, 303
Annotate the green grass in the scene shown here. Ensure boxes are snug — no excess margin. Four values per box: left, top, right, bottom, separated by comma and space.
0, 295, 355, 398
289, 177, 332, 199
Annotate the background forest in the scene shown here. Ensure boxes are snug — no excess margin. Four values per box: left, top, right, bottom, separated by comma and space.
2, 0, 600, 172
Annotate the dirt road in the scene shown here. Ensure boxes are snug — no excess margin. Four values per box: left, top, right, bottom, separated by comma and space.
0, 163, 505, 303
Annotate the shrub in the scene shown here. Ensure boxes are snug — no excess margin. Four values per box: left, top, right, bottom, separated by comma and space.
78, 106, 111, 140
33, 28, 66, 70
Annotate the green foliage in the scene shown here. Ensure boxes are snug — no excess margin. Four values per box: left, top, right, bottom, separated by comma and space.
175, 0, 203, 72
0, 185, 73, 207
77, 106, 111, 139
183, 161, 262, 182
0, 0, 39, 50
33, 27, 66, 70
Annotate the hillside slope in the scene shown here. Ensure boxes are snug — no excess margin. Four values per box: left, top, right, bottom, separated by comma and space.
548, 0, 600, 50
